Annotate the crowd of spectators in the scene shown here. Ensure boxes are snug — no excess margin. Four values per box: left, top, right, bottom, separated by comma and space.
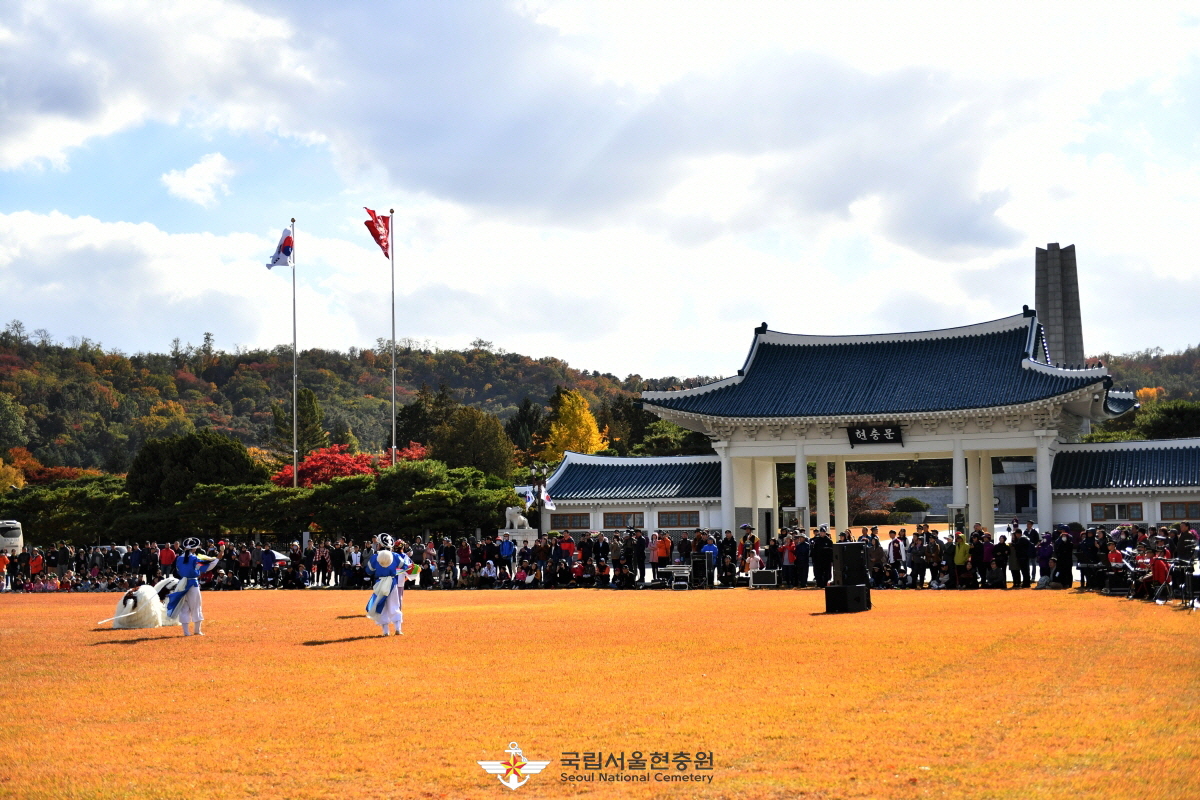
2, 519, 1193, 596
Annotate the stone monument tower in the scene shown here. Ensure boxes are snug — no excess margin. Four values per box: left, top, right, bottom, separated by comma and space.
1034, 243, 1084, 366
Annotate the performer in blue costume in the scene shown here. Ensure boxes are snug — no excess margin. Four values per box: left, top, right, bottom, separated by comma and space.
166, 537, 219, 636
365, 534, 413, 636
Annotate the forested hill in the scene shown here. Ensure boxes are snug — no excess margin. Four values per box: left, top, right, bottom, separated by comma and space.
0, 322, 716, 471
2, 317, 1194, 473
1091, 345, 1200, 399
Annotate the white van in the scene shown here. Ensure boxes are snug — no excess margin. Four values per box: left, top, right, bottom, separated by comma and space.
0, 521, 23, 554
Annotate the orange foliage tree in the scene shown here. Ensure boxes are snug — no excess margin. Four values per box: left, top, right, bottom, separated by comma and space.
271, 442, 428, 488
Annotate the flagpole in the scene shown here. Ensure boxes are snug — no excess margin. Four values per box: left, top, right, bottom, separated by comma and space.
390, 209, 396, 466
291, 217, 298, 489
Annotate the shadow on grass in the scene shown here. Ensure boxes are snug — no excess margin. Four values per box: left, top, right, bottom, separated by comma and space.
335, 614, 365, 619
90, 635, 177, 645
302, 635, 381, 646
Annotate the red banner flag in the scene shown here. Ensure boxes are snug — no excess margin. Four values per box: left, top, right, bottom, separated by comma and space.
363, 208, 390, 258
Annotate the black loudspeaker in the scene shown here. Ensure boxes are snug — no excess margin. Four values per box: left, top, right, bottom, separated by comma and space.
690, 554, 710, 588
832, 542, 867, 586
825, 585, 871, 613
749, 569, 778, 588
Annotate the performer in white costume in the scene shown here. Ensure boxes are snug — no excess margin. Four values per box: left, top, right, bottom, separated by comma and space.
106, 577, 181, 629
365, 534, 413, 636
165, 537, 218, 636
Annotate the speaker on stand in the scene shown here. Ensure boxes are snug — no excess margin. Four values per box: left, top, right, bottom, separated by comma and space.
826, 541, 871, 612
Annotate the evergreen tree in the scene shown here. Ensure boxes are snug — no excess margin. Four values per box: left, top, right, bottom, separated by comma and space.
596, 395, 659, 455
1137, 399, 1200, 439
539, 390, 607, 461
329, 417, 361, 453
126, 429, 269, 507
504, 397, 545, 456
0, 393, 30, 452
430, 406, 515, 478
630, 418, 715, 456
1086, 399, 1200, 442
395, 385, 457, 446
272, 387, 328, 460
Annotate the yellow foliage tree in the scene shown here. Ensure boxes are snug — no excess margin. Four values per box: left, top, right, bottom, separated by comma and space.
538, 390, 607, 461
1136, 386, 1164, 406
0, 458, 24, 494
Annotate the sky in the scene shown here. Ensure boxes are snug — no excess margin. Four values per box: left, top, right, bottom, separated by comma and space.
1, 0, 1198, 381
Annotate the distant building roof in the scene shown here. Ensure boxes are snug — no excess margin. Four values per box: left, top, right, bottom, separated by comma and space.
547, 452, 721, 501
1052, 439, 1200, 491
642, 312, 1128, 420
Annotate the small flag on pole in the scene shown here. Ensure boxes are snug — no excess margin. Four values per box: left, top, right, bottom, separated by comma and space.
524, 488, 536, 510
266, 227, 294, 269
541, 487, 556, 511
363, 208, 390, 258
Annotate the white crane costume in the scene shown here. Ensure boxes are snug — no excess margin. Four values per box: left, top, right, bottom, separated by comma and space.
108, 577, 181, 629
165, 538, 218, 636
365, 534, 414, 636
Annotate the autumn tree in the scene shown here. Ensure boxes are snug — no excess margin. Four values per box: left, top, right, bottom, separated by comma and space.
271, 444, 377, 488
0, 456, 23, 494
845, 471, 893, 521
539, 389, 607, 461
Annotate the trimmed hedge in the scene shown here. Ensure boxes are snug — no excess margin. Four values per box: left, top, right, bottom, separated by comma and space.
893, 496, 931, 512
852, 509, 891, 525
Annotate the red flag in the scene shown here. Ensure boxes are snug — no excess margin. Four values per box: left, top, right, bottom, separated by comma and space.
363, 208, 390, 258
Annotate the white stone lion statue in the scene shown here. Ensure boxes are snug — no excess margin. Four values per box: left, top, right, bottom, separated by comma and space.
504, 506, 531, 529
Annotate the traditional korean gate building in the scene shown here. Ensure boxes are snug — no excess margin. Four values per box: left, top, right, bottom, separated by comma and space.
533, 246, 1196, 537
638, 308, 1137, 536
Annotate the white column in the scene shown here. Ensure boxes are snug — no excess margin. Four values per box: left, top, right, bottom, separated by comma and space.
1036, 434, 1054, 536
716, 443, 734, 532
816, 457, 830, 530
749, 457, 759, 534
952, 438, 966, 506
794, 442, 807, 527
967, 450, 980, 527
979, 451, 995, 534
834, 457, 848, 532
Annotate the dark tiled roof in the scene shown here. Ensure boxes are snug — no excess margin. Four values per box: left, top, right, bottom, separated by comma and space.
551, 460, 721, 500
1104, 394, 1138, 416
1052, 444, 1200, 490
642, 316, 1104, 419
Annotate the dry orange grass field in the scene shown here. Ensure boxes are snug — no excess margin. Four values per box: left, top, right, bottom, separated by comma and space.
2, 588, 1198, 799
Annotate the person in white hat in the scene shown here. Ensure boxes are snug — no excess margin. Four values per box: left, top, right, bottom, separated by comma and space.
165, 537, 219, 636
365, 534, 413, 636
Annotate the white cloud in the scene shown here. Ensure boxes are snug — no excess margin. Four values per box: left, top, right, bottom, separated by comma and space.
2, 1, 1200, 377
0, 0, 315, 170
161, 153, 236, 207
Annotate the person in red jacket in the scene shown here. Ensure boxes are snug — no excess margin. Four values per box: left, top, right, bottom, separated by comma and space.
158, 543, 176, 576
